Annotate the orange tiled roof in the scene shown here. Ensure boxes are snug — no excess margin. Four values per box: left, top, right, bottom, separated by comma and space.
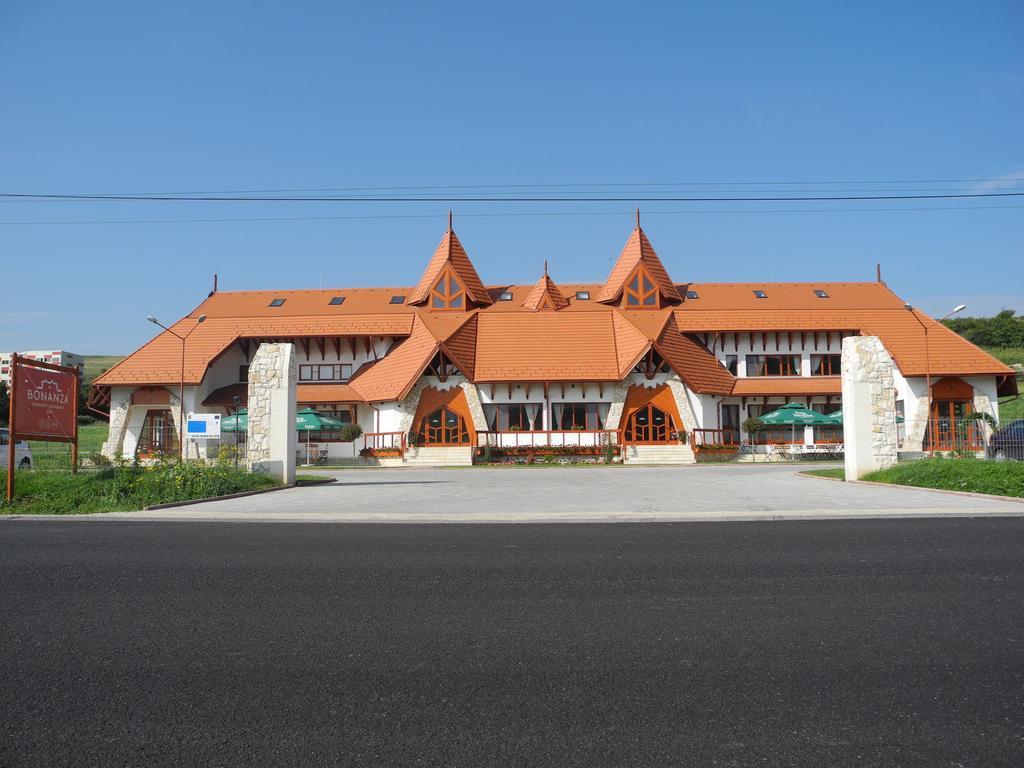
95, 312, 415, 386
522, 272, 570, 311
347, 317, 439, 402
297, 383, 362, 403
473, 312, 627, 381
443, 313, 479, 380
731, 377, 842, 396
200, 381, 364, 405
409, 228, 491, 306
654, 315, 735, 395
93, 226, 1013, 397
597, 227, 682, 304
611, 312, 653, 374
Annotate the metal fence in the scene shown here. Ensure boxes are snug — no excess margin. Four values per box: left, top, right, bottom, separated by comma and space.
899, 417, 1024, 460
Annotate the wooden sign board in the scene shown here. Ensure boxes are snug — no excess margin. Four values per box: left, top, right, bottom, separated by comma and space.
5, 353, 80, 503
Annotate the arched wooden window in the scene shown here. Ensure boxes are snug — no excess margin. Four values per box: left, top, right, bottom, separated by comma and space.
418, 406, 470, 445
135, 408, 179, 458
623, 404, 673, 443
624, 264, 659, 308
430, 266, 466, 310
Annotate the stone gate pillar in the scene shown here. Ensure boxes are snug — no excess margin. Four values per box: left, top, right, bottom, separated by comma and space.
842, 336, 898, 480
246, 343, 297, 484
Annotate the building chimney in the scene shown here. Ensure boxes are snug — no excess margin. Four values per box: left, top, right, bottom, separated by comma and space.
209, 273, 218, 297
875, 263, 882, 283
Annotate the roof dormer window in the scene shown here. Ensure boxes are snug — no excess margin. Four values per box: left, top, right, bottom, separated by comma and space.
429, 266, 465, 310
814, 289, 828, 299
753, 290, 768, 299
269, 298, 286, 307
624, 264, 659, 309
329, 296, 345, 305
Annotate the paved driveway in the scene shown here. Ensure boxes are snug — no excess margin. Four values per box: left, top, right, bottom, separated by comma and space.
57, 464, 1024, 522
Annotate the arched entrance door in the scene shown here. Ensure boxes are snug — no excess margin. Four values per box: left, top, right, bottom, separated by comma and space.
419, 406, 470, 446
624, 404, 673, 444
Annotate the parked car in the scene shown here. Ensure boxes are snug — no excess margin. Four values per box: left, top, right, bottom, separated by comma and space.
0, 428, 33, 470
989, 419, 1024, 461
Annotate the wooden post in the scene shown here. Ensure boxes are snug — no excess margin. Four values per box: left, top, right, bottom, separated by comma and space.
5, 354, 17, 503
71, 365, 79, 474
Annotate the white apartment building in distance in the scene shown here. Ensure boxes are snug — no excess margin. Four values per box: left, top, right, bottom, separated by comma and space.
0, 350, 85, 385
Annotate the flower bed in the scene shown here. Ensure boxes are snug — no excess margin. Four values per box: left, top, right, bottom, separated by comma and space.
359, 447, 402, 458
477, 444, 606, 458
694, 444, 740, 463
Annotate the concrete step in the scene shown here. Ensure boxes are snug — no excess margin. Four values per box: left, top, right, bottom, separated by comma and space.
404, 446, 474, 467
623, 444, 695, 465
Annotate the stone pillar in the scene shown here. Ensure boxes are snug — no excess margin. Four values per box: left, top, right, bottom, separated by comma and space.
246, 343, 297, 483
101, 391, 131, 460
459, 381, 488, 431
842, 336, 898, 480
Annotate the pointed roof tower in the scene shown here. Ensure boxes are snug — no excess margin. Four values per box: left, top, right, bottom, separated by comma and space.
409, 212, 492, 307
522, 261, 570, 311
596, 212, 682, 305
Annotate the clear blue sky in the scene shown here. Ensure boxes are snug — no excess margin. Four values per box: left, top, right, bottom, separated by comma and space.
2, 0, 1022, 354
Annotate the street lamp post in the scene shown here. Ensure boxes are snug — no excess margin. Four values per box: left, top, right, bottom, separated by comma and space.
147, 314, 206, 461
232, 394, 241, 469
904, 303, 966, 449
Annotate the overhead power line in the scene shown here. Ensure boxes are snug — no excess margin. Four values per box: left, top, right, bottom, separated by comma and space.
1, 191, 1023, 203
4, 178, 1021, 196
1, 204, 1021, 226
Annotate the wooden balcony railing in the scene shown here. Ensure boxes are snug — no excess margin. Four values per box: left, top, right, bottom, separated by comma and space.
362, 431, 406, 457
690, 428, 740, 448
476, 429, 621, 451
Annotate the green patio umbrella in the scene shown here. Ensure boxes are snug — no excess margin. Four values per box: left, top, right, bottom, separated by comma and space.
759, 402, 836, 446
296, 407, 346, 464
221, 408, 248, 432
824, 409, 903, 425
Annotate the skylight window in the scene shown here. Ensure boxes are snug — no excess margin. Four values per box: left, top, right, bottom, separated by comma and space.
814, 289, 828, 298
389, 295, 405, 305
498, 291, 513, 301
575, 291, 591, 300
269, 298, 286, 307
329, 296, 345, 305
686, 290, 699, 299
753, 290, 768, 299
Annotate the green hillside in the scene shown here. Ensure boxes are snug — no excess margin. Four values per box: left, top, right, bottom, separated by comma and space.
83, 355, 124, 384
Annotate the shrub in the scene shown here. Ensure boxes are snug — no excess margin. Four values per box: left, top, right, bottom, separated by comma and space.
864, 458, 1024, 498
339, 424, 363, 442
742, 417, 764, 442
86, 452, 112, 468
1, 462, 276, 514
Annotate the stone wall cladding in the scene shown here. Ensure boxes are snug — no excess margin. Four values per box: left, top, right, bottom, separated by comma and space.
603, 379, 631, 431
842, 336, 898, 476
666, 375, 699, 434
460, 381, 488, 432
246, 343, 297, 477
101, 394, 131, 459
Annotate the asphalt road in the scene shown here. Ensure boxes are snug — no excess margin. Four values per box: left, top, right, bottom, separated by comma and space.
2, 519, 1023, 767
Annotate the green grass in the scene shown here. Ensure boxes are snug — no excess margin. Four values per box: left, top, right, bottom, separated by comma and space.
863, 458, 1024, 498
26, 423, 109, 470
83, 355, 124, 384
1, 463, 278, 514
998, 379, 1024, 422
984, 347, 1024, 368
802, 468, 845, 479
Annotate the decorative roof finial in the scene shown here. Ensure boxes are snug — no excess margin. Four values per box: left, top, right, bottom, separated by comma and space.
544, 259, 548, 277
635, 206, 641, 229
448, 209, 453, 232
